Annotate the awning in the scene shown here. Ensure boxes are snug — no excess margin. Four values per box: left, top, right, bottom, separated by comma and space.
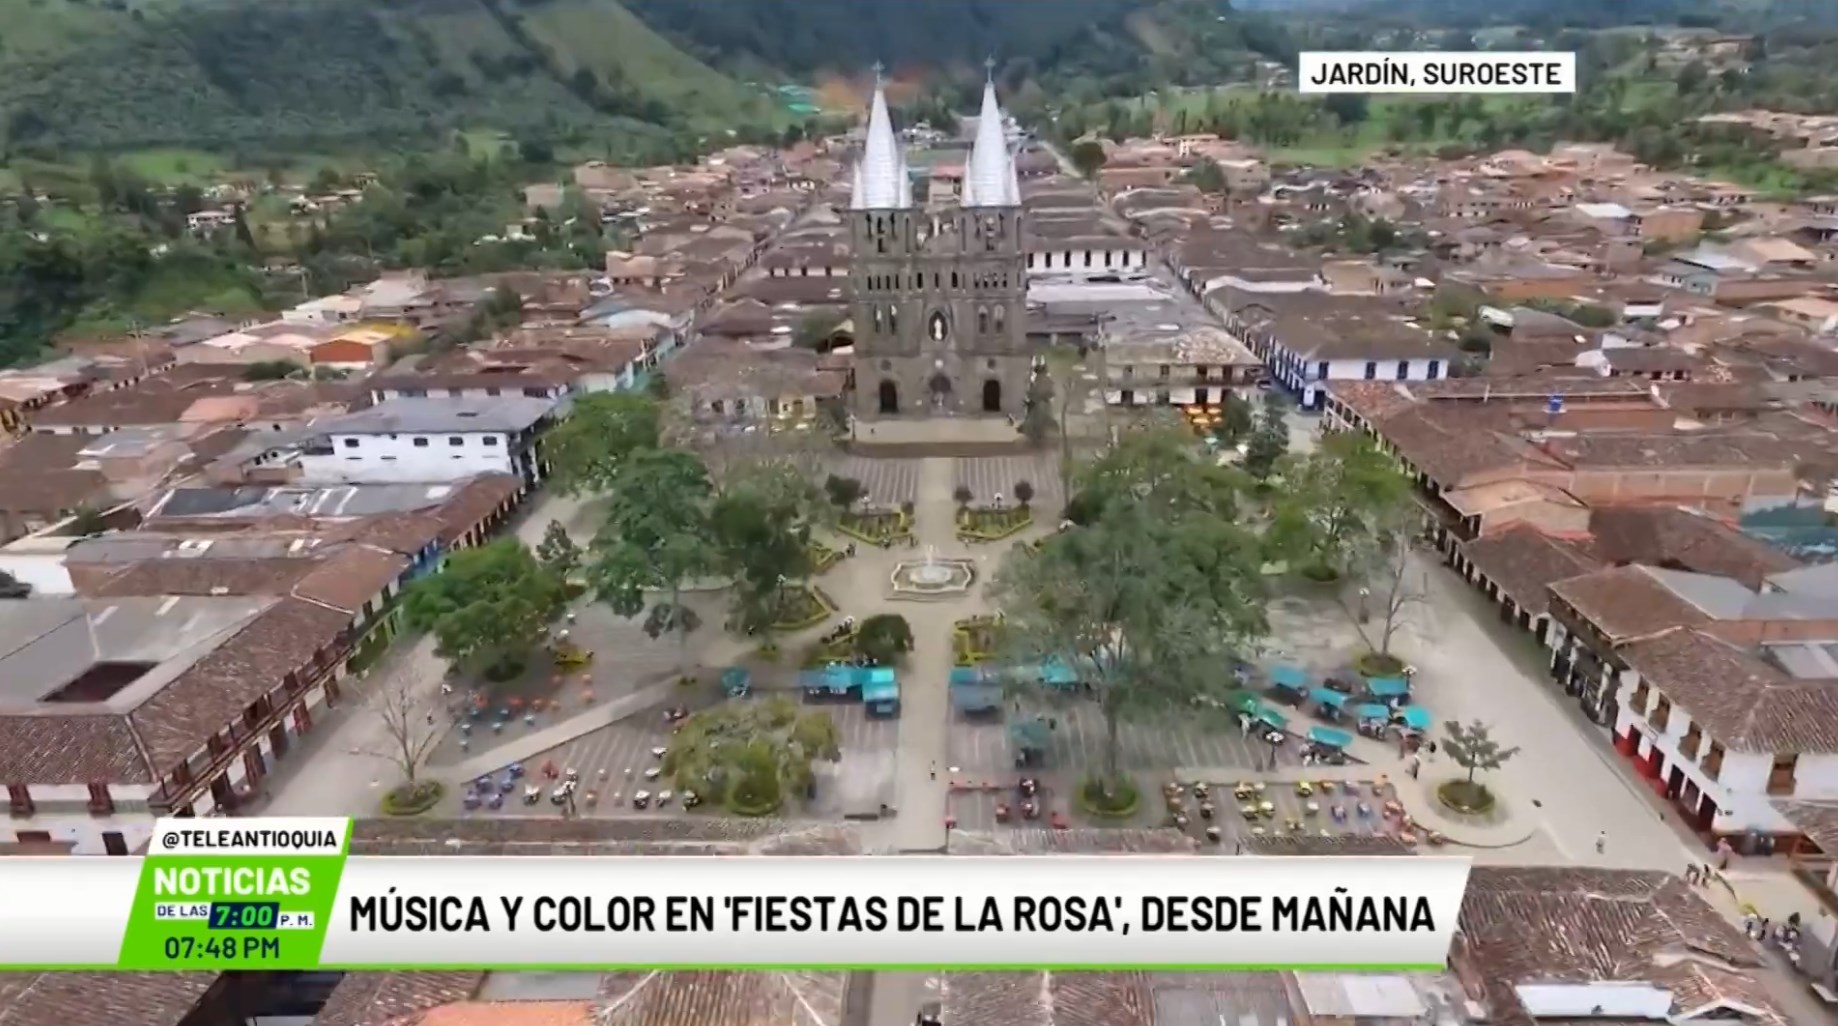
1367, 676, 1410, 698
1309, 687, 1347, 708
1230, 692, 1262, 715
1397, 706, 1433, 731
1256, 708, 1288, 729
862, 679, 899, 704
1269, 664, 1308, 690
1308, 726, 1354, 748
1354, 703, 1391, 721
1039, 658, 1079, 686
864, 666, 896, 687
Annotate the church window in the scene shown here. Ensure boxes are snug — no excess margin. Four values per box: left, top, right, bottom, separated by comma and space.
949, 272, 958, 289
872, 307, 883, 333
977, 307, 989, 334
928, 311, 948, 342
993, 307, 1006, 332
889, 306, 899, 333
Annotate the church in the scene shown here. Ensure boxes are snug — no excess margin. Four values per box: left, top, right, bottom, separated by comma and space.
847, 70, 1032, 422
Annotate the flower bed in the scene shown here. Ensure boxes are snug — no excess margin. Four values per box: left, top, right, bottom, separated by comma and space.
1354, 651, 1406, 678
956, 506, 1033, 542
952, 614, 1004, 666
771, 584, 836, 632
1437, 779, 1496, 815
1076, 776, 1141, 820
808, 541, 843, 574
381, 780, 444, 816
837, 509, 912, 545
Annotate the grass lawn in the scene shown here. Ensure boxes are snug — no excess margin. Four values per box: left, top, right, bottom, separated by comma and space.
118, 148, 229, 185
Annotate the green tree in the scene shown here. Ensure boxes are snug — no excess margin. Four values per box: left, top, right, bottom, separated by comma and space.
1210, 392, 1256, 448
1442, 719, 1520, 787
1266, 432, 1412, 578
1068, 139, 1108, 178
1242, 391, 1289, 481
823, 474, 865, 510
1013, 480, 1035, 509
854, 613, 915, 666
586, 448, 717, 677
1185, 157, 1226, 194
662, 696, 840, 815
542, 392, 661, 496
1075, 425, 1243, 523
242, 360, 305, 381
535, 519, 581, 582
710, 464, 816, 638
403, 538, 569, 680
794, 309, 845, 350
994, 496, 1267, 794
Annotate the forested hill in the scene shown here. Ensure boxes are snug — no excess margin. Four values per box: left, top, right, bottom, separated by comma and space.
0, 0, 774, 155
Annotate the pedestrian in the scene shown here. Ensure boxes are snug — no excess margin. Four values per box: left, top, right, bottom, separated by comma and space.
928, 761, 937, 781
1684, 865, 1700, 885
1407, 754, 1421, 779
1716, 837, 1734, 870
1701, 864, 1714, 886
1743, 913, 1759, 938
1595, 830, 1607, 855
565, 610, 576, 624
1238, 712, 1251, 738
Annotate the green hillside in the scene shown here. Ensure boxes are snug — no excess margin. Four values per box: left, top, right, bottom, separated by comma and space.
0, 0, 773, 155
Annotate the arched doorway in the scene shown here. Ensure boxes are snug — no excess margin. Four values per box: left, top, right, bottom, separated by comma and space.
928, 373, 952, 412
982, 379, 1002, 413
878, 380, 899, 415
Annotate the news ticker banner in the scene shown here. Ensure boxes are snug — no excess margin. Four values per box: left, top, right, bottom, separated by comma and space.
0, 818, 1471, 970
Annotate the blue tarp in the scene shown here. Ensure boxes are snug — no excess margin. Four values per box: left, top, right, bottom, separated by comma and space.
1308, 726, 1354, 748
1354, 703, 1391, 721
1039, 658, 1079, 687
1309, 687, 1347, 708
950, 666, 989, 687
803, 666, 855, 692
1256, 707, 1288, 729
1269, 664, 1309, 690
862, 678, 899, 704
721, 667, 751, 695
864, 667, 895, 688
1397, 706, 1433, 731
1366, 676, 1410, 698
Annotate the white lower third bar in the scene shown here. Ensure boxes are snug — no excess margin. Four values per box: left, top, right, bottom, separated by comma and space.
1299, 52, 1577, 94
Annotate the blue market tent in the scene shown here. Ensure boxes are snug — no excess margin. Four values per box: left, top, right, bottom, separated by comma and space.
721, 667, 751, 697
1256, 707, 1288, 729
1397, 706, 1433, 731
1269, 664, 1309, 691
1039, 658, 1080, 687
802, 666, 857, 694
1307, 726, 1354, 748
1366, 676, 1410, 698
862, 677, 899, 706
1308, 687, 1347, 708
1354, 703, 1391, 721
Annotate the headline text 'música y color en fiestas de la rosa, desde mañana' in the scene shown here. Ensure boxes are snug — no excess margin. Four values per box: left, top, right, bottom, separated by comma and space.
347, 890, 1437, 936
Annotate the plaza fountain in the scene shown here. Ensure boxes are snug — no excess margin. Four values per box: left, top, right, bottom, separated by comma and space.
890, 544, 976, 600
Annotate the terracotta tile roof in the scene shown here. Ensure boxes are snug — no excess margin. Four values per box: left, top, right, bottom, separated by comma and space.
418, 1001, 595, 1026
1238, 834, 1418, 856
1458, 867, 1783, 1026
0, 467, 111, 515
291, 545, 409, 612
313, 972, 484, 1026
1773, 800, 1838, 851
84, 556, 320, 598
948, 828, 1199, 855
598, 971, 846, 1026
129, 596, 353, 771
1586, 506, 1800, 589
0, 712, 154, 784
1533, 431, 1808, 471
430, 474, 522, 544
1375, 405, 1556, 487
0, 971, 219, 1026
941, 972, 1150, 1026
339, 512, 446, 555
1620, 628, 1838, 753
1548, 564, 1708, 640
1461, 526, 1600, 617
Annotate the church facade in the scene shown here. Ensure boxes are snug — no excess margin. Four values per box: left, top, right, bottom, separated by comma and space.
847, 73, 1032, 420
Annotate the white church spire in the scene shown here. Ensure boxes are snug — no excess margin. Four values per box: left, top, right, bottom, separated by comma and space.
851, 63, 911, 210
961, 58, 1019, 208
